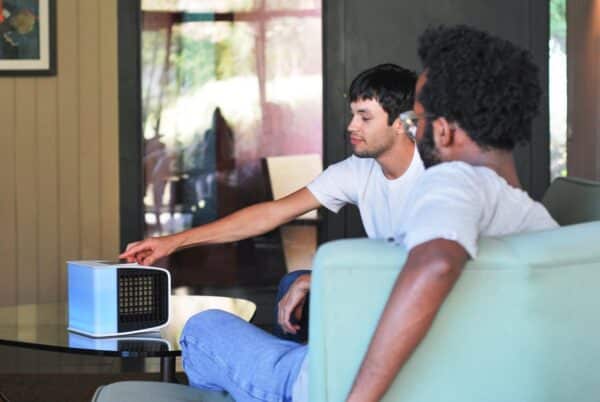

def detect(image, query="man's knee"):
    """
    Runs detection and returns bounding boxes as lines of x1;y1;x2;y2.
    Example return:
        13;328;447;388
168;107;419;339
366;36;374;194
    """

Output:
182;309;235;341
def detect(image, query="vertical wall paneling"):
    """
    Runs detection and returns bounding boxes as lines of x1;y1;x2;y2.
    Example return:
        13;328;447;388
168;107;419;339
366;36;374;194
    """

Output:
15;78;40;371
0;0;120;374
36;77;59;303
15;79;38;305
0;79;17;306
100;0;120;258
0;77;19;373
567;0;600;180
0;0;120;304
57;0;81;300
79;0;102;259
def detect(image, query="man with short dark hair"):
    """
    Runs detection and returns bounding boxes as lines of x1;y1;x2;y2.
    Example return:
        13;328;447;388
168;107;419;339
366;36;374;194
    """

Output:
122;64;423;342
275;63;422;341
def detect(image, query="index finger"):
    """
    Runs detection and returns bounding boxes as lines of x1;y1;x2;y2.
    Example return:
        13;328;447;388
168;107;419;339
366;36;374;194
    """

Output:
119;242;147;259
125;240;142;252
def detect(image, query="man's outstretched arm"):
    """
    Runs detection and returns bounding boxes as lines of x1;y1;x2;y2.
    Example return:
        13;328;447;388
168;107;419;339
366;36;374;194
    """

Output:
346;238;469;402
120;187;320;265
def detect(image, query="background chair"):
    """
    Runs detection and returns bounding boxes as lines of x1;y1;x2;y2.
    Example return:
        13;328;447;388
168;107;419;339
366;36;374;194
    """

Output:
262;154;322;272
541;176;600;225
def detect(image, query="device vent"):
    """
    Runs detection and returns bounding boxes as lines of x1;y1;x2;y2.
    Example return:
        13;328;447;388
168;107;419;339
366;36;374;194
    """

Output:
117;268;168;332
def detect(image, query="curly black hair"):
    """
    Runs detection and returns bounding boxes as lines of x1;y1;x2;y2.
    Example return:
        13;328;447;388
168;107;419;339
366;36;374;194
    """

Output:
349;63;417;125
417;25;541;150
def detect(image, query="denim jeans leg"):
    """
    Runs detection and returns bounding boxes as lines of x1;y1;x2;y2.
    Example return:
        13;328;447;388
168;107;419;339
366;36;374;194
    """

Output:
180;309;308;402
273;269;312;342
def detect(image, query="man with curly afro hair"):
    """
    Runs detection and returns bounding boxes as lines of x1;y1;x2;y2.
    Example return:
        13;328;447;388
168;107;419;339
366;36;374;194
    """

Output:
347;25;558;402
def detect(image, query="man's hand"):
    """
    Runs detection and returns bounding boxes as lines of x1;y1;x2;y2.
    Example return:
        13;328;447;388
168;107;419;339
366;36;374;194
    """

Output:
277;273;311;335
119;234;182;265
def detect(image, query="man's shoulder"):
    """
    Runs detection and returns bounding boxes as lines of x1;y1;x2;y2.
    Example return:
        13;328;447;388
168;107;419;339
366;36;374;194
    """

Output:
419;161;484;187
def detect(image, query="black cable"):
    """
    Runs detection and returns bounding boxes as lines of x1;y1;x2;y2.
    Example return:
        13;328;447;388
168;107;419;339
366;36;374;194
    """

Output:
0;391;10;402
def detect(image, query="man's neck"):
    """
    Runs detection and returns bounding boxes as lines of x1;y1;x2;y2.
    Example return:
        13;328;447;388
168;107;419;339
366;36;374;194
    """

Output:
462;149;521;188
377;140;415;180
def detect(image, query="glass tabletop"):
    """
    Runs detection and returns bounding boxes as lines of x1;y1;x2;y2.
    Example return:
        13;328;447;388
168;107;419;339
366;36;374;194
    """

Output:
0;295;256;358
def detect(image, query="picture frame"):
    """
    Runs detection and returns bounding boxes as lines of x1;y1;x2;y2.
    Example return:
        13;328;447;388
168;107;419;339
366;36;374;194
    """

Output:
0;0;56;76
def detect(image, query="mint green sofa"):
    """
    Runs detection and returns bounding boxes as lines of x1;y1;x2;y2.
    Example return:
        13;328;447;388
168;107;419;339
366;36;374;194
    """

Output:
307;176;600;401
94;176;600;401
309;221;600;401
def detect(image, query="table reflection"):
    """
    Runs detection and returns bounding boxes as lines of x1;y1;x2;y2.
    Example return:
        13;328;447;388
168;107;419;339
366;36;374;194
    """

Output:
0;295;256;357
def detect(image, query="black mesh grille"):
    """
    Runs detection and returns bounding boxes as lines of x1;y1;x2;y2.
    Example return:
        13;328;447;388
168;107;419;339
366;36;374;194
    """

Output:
117;268;169;332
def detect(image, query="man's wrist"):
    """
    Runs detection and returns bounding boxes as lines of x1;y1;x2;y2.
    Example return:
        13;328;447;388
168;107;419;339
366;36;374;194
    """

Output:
169;232;186;252
295;273;312;291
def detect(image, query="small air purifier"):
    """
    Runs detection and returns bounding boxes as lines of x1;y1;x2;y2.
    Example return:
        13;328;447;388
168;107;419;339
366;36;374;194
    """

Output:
67;260;171;337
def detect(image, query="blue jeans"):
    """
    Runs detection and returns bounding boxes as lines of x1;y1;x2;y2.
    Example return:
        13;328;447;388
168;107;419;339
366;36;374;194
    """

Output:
180;309;308;402
273;269;311;343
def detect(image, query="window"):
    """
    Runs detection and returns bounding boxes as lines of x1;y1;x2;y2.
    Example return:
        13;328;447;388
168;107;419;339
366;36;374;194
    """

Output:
550;0;567;179
140;0;323;293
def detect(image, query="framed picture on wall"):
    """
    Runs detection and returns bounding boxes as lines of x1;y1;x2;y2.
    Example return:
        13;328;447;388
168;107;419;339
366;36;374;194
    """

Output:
0;0;56;76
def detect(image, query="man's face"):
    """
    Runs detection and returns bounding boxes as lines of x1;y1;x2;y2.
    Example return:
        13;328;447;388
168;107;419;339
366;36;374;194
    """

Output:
414;73;442;168
347;98;396;159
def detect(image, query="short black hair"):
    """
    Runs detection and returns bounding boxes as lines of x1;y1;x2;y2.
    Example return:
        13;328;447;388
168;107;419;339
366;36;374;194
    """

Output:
418;25;542;150
349;63;417;125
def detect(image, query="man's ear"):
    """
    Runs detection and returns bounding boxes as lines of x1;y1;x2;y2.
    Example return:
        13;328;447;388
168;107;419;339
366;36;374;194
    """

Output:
391;117;404;135
432;117;455;147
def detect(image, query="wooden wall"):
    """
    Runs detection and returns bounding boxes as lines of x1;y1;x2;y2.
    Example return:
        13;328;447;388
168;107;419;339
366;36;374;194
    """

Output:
0;0;120;307
567;0;600;180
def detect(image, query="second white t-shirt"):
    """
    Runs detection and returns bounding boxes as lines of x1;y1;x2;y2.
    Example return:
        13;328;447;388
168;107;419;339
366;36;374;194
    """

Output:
307;147;425;239
396;161;559;257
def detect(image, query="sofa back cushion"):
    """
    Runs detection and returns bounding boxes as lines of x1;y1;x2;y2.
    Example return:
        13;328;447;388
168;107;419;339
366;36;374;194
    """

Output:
309;222;600;402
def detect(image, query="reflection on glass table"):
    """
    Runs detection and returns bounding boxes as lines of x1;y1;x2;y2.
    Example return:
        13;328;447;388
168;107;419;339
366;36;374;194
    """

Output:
0;295;256;382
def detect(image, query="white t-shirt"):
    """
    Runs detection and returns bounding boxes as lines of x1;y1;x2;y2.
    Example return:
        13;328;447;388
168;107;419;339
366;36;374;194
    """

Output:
396;161;559;257
292;148;422;402
293;161;558;402
307;147;425;239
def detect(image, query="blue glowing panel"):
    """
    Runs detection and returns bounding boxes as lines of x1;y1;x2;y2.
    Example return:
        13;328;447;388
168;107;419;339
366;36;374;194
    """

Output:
68;262;118;335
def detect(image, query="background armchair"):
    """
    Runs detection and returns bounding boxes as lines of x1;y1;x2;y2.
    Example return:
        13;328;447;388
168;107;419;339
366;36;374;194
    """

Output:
262;154;322;272
541;176;600;225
